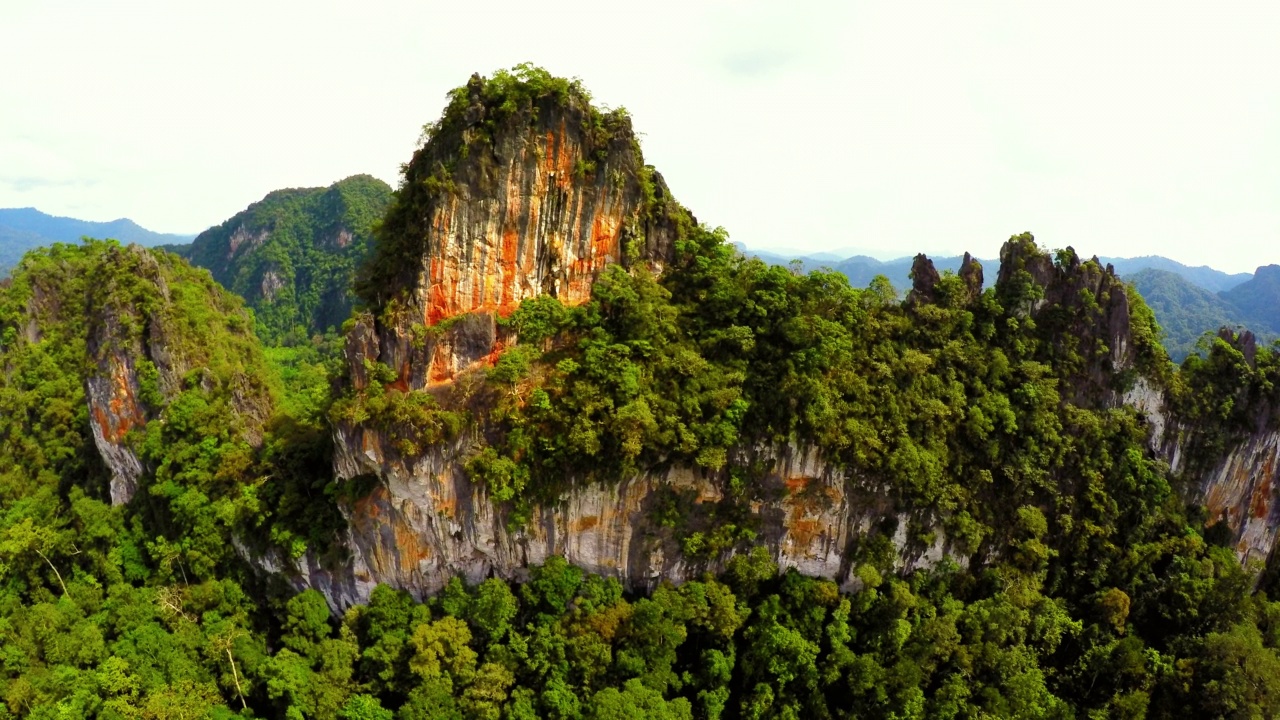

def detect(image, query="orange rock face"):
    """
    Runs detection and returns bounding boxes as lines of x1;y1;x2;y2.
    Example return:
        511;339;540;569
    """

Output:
90;358;145;444
352;88;683;390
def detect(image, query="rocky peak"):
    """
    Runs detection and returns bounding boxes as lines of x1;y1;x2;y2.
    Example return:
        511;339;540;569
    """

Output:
348;67;690;389
958;252;983;303
1217;327;1259;367
906;251;984;307
992;234;1142;404
906;253;940;306
994;233;1056;314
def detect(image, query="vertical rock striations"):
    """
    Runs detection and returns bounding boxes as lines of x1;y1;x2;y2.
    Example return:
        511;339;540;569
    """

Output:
352;70;686;388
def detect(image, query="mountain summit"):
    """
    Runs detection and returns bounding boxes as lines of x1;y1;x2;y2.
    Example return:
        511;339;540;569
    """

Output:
350;65;689;387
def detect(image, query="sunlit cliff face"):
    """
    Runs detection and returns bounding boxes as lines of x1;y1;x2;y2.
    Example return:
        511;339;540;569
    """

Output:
418;124;629;327
355;79;681;388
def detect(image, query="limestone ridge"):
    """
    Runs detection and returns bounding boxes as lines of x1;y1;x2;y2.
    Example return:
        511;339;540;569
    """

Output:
311;230;1154;607
350;70;688;388
911;237;1136;404
317;216;1280;608
994;235;1140;405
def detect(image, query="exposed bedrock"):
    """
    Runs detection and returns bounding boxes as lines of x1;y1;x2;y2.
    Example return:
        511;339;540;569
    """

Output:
278;427;959;609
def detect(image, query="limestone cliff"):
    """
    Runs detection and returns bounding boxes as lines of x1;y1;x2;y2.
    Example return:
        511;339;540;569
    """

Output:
1124;330;1280;572
352;71;687;388
4;241;274;506
276;427;962;609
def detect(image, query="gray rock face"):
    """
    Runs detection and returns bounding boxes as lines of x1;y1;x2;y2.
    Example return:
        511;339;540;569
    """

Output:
266;423;962;610
1126;375;1280;571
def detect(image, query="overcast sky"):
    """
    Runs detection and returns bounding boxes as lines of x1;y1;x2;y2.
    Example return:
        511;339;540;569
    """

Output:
2;1;1278;272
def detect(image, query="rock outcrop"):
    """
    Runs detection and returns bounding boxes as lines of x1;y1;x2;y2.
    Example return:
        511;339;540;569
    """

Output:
996;235;1136;405
82;246;275;504
282;429;958;608
352;73;686;388
906;253;941;306
958;252;984;303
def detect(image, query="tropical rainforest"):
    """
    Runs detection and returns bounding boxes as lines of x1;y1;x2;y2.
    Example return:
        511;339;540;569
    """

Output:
3;65;1280;720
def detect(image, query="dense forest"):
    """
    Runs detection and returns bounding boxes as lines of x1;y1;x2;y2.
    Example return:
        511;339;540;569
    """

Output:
4;66;1280;719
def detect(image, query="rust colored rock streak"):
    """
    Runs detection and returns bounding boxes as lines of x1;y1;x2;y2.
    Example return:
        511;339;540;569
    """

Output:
360;96;681;391
409;127;628;383
1198;432;1280;566
86;355;146;506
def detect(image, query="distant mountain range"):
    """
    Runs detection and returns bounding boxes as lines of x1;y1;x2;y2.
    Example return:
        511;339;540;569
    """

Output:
2;206;1276;363
0;208;195;273
739;244;1277;362
1099;256;1252;294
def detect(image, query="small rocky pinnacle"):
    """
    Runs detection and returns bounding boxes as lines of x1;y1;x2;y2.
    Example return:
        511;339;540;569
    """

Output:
907;253;940;306
959;252;983;304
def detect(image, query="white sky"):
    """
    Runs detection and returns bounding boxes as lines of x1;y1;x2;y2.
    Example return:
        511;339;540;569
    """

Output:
2;1;1278;273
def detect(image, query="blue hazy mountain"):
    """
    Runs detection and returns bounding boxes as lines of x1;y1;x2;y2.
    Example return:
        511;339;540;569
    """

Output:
0;208;195;273
1100;255;1251;293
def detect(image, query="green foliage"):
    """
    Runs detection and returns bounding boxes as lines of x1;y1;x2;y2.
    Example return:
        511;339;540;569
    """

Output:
3;182;1280;718
184;175;393;344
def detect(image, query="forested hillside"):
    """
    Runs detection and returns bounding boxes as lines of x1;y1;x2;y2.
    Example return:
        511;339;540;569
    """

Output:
173;175;392;344
1124;269;1263;361
4;66;1280;719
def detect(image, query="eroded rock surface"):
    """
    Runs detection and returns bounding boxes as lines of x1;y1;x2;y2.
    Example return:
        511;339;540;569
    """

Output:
355;79;686;387
279;426;958;609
